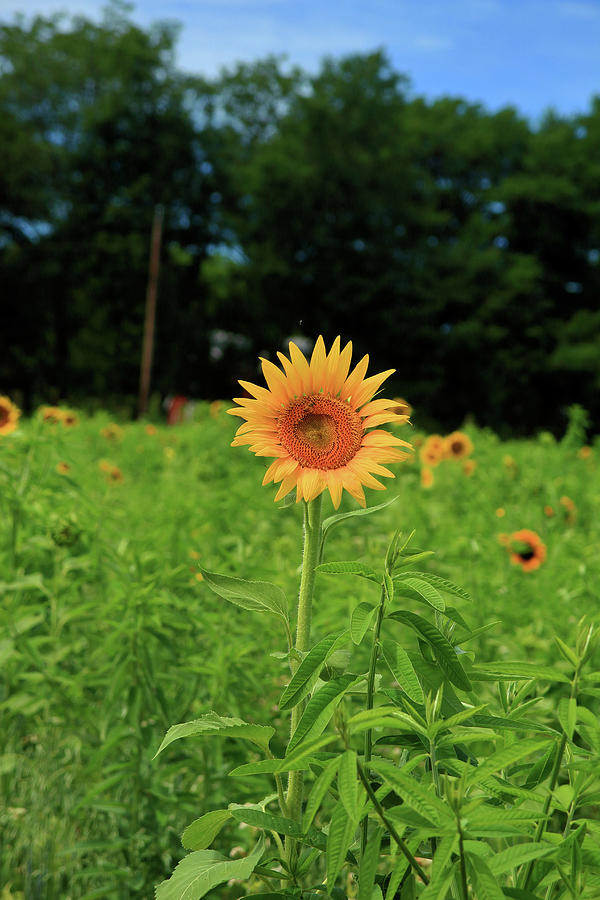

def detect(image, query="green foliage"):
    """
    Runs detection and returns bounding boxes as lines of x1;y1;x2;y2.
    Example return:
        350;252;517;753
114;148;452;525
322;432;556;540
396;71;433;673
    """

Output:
1;411;600;897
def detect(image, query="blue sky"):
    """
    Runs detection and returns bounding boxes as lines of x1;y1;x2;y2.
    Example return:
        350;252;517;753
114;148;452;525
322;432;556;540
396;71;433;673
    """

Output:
2;0;600;121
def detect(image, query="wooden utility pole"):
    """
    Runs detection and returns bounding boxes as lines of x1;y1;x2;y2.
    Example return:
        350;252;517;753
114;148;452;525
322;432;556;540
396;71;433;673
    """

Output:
138;204;164;418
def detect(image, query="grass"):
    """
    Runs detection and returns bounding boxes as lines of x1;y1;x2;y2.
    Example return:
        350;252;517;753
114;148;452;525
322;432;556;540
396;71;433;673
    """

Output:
0;406;598;898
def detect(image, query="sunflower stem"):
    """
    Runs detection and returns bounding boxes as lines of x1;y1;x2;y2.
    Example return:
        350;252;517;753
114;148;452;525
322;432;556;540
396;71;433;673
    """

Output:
361;582;386;856
285;494;323;874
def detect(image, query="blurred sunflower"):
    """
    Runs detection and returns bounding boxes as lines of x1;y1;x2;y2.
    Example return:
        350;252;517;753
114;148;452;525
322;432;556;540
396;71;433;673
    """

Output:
100;423;123;441
40;405;62;425
508;529;546;572
495;507;505;518
578;446;592;460
420;466;434;489
56;461;71;475
419;435;445;467
463;459;477;476
559;495;576;523
0;396;20;435
145;424;157;435
544;505;555;517
61;410;79;427
391;397;412;418
444;430;473;460
228;335;412;507
209;400;223;419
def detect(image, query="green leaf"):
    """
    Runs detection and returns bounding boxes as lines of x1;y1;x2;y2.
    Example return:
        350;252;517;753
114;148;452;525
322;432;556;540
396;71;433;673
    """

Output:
523;742;559;789
199;569;288;619
370;759;453;827
351;602;377;645
181;810;231;851
387;610;471;692
419;861;457;900
153;712;274;758
287;675;362;754
326;800;356;888
303;756;340;832
228;758;311;777
429;704;488;738
358;827;382;900
453;622;502;647
471;662;570;683
558;697;577;740
321;497;398;542
407;572;472;602
338;750;359;821
155;834;264;900
385;836;422;900
466;739;552;787
316;561;379;581
553;636;579;668
228;807;302;838
466;852;505;900
488;842;555;876
279;631;347;710
382;642;424;704
394;577;445;611
348;706;428;737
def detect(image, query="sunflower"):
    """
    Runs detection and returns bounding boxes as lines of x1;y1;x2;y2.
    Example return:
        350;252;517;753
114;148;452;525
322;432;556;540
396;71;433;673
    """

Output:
61;410;79;427
508;529;546;572
100;423;123;441
463;459;477;476
444;430;473;460
56;461;71;475
391;397;412;419
40;405;63;425
559;495;576;523
420;466;434;489
419;435;445;467
228;336;412;507
578;446;592;460
0;396;20;435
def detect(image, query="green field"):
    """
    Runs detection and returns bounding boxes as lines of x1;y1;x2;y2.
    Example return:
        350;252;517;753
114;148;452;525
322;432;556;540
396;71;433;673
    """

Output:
1;406;599;898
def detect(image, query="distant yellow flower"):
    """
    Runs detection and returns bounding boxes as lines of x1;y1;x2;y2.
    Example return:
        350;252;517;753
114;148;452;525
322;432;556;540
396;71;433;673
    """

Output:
145;423;157;435
56;461;71;475
391;397;412;419
420;466;434;489
508;529;546;572
503;455;516;469
578;446;592;460
559;495;576;523
495;507;505;518
0;396;20;435
444;431;473;460
189;549;200;560
100;423;123;441
463;459;477;476
209;400;223;419
99;459;112;473
544;505;555;517
228;336;412;507
164;446;176;460
40;405;62;425
107;465;124;483
61;410;79;427
419;435;445;467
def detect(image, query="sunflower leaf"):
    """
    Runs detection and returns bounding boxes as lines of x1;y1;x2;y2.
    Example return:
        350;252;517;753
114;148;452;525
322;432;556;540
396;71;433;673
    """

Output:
153;712;275;758
394;577;445;611
155;834;264;900
199;569;288;620
321;497;399;544
351;602;377;644
316;561;380;581
278;630;348;710
406;572;472;602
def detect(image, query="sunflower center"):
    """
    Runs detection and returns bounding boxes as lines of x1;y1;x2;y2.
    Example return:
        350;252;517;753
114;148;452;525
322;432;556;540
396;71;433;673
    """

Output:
0;406;8;427
278;394;363;470
451;440;463;454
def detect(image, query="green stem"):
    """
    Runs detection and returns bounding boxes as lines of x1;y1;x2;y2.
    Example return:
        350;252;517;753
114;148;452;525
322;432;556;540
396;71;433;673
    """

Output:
285;495;323;870
361;583;386;855
357;760;430;886
520;672;579;891
456;817;469;900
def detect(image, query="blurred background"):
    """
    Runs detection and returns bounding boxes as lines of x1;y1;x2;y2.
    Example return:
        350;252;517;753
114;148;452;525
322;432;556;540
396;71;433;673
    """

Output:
2;0;600;435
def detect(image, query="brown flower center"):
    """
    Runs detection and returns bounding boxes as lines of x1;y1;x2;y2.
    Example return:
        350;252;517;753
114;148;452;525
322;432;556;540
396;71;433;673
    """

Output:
278;394;363;470
0;405;9;427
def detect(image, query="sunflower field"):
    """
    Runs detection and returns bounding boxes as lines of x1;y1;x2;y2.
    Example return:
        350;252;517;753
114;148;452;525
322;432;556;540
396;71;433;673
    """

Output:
1;374;600;899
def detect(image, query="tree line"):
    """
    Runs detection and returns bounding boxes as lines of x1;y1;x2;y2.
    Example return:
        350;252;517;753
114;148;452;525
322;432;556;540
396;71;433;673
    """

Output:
2;1;599;434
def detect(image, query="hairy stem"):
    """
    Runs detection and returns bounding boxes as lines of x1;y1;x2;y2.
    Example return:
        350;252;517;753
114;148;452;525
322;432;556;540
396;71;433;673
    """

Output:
285;495;323;871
